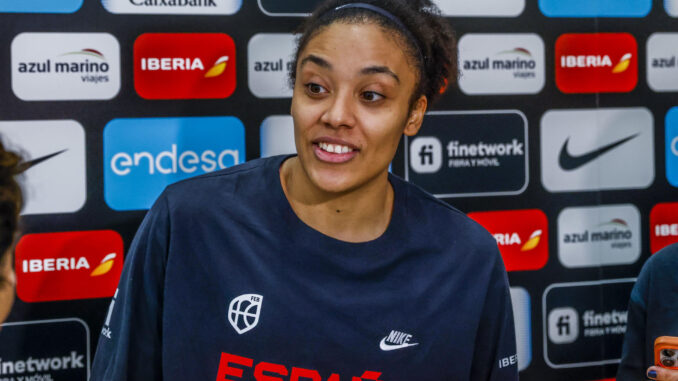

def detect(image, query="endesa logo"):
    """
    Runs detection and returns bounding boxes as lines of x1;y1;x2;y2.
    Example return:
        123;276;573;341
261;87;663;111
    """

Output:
539;0;650;17
104;116;245;210
468;209;548;272
216;352;382;381
555;33;637;94
0;0;82;13
15;230;123;302
650;202;678;253
665;107;678;186
102;0;241;14
134;33;236;99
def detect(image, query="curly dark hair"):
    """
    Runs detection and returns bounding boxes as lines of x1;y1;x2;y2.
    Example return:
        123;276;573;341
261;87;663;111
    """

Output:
289;0;457;106
0;140;23;286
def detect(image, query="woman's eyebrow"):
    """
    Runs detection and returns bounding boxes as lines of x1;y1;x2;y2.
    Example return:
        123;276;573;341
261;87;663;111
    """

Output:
300;54;332;70
360;66;400;83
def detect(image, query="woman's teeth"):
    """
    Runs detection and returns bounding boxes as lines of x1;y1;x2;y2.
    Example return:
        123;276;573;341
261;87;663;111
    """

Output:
318;142;353;154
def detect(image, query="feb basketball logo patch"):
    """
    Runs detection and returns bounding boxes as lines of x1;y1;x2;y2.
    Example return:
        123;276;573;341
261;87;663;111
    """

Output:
228;293;263;334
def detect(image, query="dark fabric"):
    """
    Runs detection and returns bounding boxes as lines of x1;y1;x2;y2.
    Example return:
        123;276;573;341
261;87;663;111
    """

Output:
91;155;518;381
617;244;678;380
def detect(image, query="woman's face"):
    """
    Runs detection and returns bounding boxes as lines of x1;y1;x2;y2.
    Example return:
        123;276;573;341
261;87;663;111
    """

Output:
0;251;15;324
290;21;426;194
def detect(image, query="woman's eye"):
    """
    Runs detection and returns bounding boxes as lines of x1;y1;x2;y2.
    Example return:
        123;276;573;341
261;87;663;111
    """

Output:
305;83;327;95
362;91;384;102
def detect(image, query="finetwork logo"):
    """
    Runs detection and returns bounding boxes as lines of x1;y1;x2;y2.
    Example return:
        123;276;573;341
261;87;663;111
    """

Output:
102;0;241;14
104;116;245;210
431;0;524;17
134;33;236;99
260;115;296;158
248;34;295;98
510;287;532;371
647;34;678;92
405;111;528;197
666;107;678;186
539;0;650;17
555;33;637;94
543;279;634;368
468;209;548;272
0;120;86;215
0;0;82;13
11;33;120;100
0;319;90;381
15;231;123;302
558;205;641;268
540;108;654;192
650;202;678;254
458;34;544;95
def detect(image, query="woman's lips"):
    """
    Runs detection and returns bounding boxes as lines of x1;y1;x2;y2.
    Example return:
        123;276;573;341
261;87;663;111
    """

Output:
313;141;359;163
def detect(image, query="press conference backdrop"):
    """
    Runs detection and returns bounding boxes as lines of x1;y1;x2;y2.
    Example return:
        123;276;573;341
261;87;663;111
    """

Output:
1;0;677;380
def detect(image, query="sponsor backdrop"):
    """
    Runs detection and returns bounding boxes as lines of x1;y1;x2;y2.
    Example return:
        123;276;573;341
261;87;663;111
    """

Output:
1;0;677;380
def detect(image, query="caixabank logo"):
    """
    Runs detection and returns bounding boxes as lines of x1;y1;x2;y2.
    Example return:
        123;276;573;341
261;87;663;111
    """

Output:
647;33;678;92
558;204;641;268
248;34;295;98
555;33;637;94
666;107;678;186
102;0;241;14
0;0;82;13
0;319;90;381
543;279;635;368
539;0;650;17
15;231;123;302
650;202;678;253
541;108;654;192
0;120;86;215
510;287;532;371
134;33;236;99
468;209;548;272
104;116;245;210
11;33;120;101
458;34;544;95
405;110;528;197
260;115;296;157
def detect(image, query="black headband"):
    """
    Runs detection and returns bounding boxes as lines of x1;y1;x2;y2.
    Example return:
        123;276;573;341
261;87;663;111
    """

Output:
331;3;426;65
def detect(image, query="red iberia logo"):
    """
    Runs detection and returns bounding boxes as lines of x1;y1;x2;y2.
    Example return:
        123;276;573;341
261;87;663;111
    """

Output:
555;33;637;94
650;202;678;254
468;209;548;271
15;230;124;302
134;33;236;99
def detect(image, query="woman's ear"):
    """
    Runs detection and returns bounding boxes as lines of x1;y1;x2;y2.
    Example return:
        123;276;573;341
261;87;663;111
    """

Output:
404;95;427;137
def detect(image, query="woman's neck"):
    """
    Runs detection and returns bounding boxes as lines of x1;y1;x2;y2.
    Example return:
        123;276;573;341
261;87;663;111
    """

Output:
280;157;394;243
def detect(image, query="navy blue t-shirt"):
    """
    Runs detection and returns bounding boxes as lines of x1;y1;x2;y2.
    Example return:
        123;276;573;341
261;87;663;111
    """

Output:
617;244;678;380
91;155;518;381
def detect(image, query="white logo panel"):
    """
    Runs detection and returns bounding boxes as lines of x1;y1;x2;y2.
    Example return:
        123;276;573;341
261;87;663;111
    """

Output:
647;33;678;92
558;204;641;268
0;120;86;215
431;0;524;16
11;33;120;101
540;108;654;192
102;0;241;14
458;34;545;95
260;115;296;157
248;34;296;98
409;137;442;174
667;0;678;16
510;287;532;371
228;294;263;335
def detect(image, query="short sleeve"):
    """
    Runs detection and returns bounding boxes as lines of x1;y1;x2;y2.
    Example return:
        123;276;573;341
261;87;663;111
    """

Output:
470;246;519;381
90;193;171;381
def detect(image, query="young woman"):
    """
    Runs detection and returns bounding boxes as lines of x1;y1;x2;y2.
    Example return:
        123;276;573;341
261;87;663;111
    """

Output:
91;1;518;380
0;142;23;325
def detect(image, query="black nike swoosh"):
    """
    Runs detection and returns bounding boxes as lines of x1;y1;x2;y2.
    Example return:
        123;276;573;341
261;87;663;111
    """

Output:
16;149;68;174
558;133;639;171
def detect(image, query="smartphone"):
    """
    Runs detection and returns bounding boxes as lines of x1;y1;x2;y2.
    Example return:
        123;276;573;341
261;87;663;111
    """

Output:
655;336;678;369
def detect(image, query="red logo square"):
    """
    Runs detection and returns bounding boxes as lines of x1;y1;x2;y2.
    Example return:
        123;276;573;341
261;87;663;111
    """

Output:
650;202;678;254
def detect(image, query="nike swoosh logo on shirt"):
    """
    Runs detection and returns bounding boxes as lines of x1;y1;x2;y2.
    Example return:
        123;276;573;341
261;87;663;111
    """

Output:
16;149;68;173
379;337;419;351
558;133;639;171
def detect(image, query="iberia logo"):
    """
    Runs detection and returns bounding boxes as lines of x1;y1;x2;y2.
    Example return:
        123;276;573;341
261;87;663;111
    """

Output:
468;209;549;271
15;230;124;302
134;33;236;99
555;33;637;94
650;202;678;254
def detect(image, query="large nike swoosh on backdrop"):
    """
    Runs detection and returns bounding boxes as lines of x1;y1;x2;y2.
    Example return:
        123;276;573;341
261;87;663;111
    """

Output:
558;133;639;171
16;149;68;173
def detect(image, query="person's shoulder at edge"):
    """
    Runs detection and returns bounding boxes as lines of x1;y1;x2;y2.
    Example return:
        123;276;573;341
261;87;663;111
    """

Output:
643;243;678;272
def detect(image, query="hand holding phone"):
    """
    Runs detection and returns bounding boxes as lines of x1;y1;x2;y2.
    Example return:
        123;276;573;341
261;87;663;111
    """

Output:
655;336;678;369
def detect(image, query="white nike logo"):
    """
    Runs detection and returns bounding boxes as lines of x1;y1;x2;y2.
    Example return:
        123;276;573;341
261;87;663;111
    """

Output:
379;337;419;351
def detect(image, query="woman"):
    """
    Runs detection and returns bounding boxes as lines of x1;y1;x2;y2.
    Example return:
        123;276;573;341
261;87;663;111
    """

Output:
0;141;23;325
91;1;518;380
